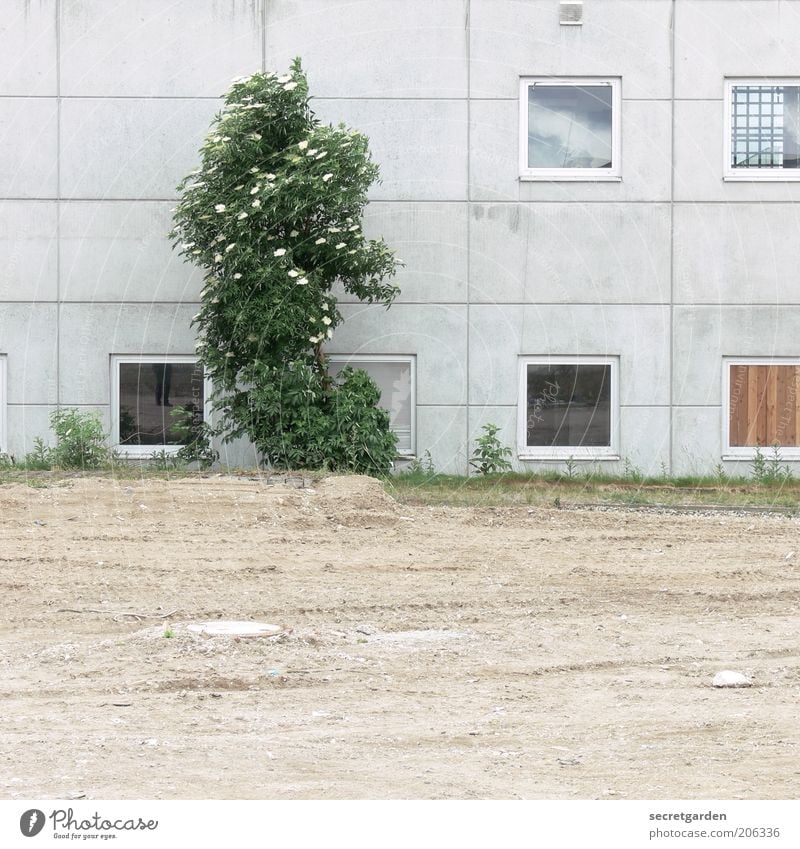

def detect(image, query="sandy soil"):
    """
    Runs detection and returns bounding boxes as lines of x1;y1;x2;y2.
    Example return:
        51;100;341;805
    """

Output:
1;475;799;800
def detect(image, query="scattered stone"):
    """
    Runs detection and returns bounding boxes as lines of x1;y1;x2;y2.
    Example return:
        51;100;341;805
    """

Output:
712;670;752;688
785;551;795;561
355;624;374;636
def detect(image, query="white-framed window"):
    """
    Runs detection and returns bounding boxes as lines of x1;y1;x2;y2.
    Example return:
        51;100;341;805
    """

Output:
723;358;800;457
518;356;619;459
110;355;210;456
724;79;800;180
328;355;416;456
519;77;621;181
0;355;6;454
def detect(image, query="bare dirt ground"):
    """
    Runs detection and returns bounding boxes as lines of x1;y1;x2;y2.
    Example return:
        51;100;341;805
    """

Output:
1;475;799;800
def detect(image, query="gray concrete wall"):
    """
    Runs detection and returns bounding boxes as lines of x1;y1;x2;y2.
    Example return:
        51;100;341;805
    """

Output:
2;0;799;474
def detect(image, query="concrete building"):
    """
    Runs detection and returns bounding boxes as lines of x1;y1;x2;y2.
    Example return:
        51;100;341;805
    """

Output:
3;0;800;475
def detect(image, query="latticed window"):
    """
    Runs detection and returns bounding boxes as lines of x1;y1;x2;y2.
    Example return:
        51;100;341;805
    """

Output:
727;81;800;175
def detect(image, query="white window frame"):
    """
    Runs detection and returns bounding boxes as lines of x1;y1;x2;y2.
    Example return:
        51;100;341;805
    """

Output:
110;354;211;458
519;77;622;181
517;355;620;460
0;355;6;454
328;354;416;457
722;357;800;459
724;78;800;181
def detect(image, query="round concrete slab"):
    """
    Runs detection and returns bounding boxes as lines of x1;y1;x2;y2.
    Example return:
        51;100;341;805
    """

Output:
187;621;282;638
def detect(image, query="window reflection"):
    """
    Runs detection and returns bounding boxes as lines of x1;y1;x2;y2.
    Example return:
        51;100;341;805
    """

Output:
118;362;205;446
528;85;613;169
526;364;611;447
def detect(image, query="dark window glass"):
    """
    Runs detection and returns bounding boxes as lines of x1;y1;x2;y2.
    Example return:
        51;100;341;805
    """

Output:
528;84;613;169
526;363;611;447
118;362;204;446
731;85;800;169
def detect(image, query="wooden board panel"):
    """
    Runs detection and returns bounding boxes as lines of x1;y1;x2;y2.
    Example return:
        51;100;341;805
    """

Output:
776;366;795;446
756;366;768;446
765;365;778;444
745;366;759;446
729;364;748;446
730;365;800;447
794;366;800;445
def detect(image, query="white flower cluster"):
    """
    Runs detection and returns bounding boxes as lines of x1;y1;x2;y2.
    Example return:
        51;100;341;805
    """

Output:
308;327;334;345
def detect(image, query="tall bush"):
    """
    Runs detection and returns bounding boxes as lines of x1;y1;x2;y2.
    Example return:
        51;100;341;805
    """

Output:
171;60;401;474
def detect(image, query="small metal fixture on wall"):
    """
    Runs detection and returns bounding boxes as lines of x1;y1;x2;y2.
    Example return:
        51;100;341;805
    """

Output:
559;1;583;25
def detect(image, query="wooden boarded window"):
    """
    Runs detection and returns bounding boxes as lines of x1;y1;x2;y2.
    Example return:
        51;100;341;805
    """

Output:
729;364;800;447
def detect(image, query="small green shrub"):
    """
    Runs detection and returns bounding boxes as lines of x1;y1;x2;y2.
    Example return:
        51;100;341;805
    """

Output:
405;449;435;476
49;408;111;469
23;409;111;470
470;423;512;475
148;449;185;472
750;445;767;481
562;456;578;479
23;437;53;470
751;443;792;484
623;457;643;482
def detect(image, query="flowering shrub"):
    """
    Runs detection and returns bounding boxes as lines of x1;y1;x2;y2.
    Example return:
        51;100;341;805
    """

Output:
171;59;400;475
